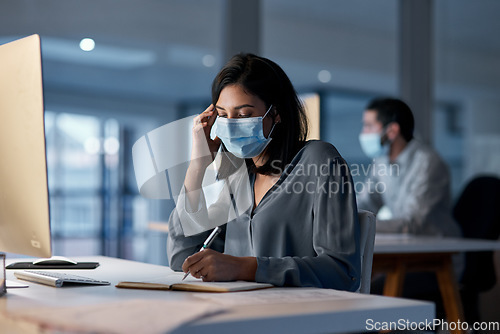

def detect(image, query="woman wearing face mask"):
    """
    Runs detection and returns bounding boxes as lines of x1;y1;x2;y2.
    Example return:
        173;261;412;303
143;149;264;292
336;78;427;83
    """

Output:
167;54;360;290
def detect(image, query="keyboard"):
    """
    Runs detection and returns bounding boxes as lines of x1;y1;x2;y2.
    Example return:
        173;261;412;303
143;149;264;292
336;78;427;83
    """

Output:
14;270;111;288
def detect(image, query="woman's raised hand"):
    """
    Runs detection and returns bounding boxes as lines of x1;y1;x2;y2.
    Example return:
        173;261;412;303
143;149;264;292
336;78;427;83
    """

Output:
190;104;221;170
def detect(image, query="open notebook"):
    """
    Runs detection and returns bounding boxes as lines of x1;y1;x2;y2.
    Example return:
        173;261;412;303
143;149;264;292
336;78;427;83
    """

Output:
116;271;273;293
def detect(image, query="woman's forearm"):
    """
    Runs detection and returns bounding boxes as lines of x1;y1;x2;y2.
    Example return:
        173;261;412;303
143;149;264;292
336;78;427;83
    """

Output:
184;163;207;210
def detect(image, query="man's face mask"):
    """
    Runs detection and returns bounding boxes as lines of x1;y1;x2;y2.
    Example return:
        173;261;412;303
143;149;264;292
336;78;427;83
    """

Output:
215;105;276;159
358;126;390;159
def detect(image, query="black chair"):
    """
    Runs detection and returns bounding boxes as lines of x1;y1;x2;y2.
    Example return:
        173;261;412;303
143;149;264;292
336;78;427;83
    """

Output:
452;175;500;324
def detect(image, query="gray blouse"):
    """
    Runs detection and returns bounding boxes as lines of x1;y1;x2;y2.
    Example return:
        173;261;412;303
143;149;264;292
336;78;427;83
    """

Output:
167;140;361;291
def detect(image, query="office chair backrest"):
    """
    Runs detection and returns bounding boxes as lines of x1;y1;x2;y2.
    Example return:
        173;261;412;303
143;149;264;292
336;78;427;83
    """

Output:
358;210;376;294
453;175;500;292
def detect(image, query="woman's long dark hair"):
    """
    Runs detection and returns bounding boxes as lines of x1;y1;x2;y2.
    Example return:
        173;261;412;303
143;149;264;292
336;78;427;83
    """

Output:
212;53;308;176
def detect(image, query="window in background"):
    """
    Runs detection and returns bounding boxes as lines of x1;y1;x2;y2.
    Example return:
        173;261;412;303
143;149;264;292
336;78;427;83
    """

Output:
121;120;176;265
433;0;495;199
45;111;163;262
301;93;320;140
433;103;464;199
45;112;104;256
319;92;376;185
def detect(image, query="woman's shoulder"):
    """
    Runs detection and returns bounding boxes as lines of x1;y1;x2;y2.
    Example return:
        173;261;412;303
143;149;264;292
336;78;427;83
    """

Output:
298;140;342;162
287;140;349;179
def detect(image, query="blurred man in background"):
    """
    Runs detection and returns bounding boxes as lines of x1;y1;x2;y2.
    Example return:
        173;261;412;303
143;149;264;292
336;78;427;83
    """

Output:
357;97;462;316
357;97;461;237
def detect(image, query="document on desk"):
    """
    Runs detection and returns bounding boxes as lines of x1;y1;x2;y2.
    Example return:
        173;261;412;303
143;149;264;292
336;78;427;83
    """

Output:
192;287;367;306
5;299;223;334
116;271;273;292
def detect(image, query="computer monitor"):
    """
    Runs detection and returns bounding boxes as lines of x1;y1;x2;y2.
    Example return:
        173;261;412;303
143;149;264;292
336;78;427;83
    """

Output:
0;34;52;259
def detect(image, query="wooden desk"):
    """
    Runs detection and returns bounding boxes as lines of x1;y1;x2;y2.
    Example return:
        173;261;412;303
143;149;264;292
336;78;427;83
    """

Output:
373;234;500;334
1;256;434;334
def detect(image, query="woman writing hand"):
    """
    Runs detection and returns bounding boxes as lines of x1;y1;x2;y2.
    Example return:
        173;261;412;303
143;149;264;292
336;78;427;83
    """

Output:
182;249;257;282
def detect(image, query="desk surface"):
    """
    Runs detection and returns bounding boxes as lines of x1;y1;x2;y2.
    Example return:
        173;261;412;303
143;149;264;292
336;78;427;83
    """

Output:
375;234;500;254
1;256;434;334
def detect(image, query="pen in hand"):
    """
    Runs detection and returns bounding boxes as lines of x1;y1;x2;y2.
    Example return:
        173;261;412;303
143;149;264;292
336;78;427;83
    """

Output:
182;226;222;280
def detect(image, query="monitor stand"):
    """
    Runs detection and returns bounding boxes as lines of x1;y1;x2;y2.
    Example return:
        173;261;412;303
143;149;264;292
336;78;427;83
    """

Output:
0;253;26;291
32;256;78;265
6;256;100;270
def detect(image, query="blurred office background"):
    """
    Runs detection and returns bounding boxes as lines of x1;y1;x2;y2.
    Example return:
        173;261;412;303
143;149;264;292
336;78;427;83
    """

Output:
1;0;499;321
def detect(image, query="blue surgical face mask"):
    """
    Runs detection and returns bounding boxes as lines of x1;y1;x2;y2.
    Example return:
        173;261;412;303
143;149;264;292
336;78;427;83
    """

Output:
215;105;276;159
359;132;388;159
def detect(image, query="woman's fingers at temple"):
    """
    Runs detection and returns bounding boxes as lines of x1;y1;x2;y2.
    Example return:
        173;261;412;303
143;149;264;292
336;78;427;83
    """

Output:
200;105;215;124
192;105;218;143
189;104;220;168
193;105;214;125
207;107;218;127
